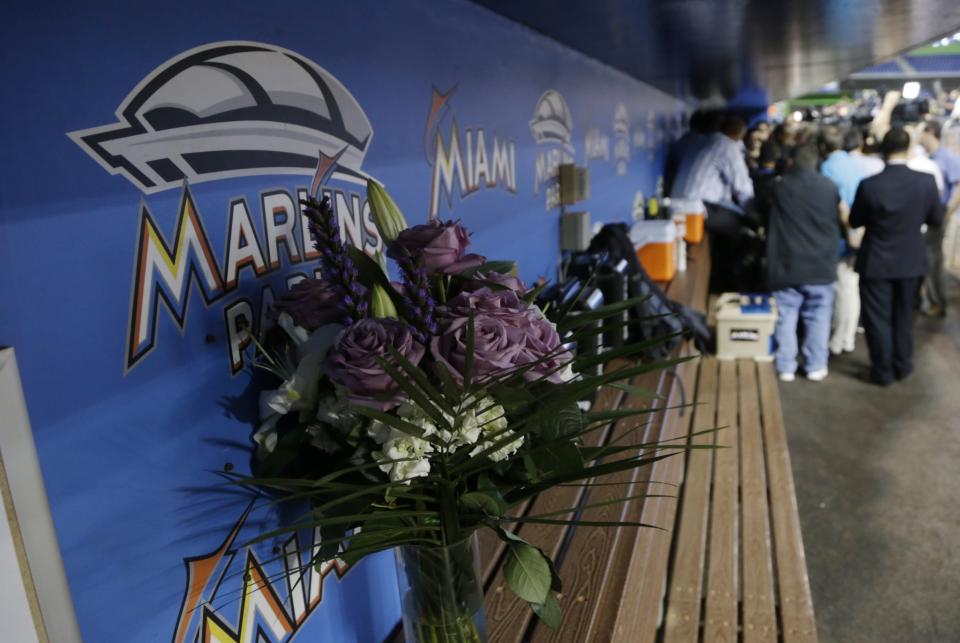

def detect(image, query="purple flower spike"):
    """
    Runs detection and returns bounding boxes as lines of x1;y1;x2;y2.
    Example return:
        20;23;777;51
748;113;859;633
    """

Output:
301;196;369;323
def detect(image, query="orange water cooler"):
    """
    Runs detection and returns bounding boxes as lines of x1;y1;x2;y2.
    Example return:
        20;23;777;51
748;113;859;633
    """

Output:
669;198;706;244
630;220;677;281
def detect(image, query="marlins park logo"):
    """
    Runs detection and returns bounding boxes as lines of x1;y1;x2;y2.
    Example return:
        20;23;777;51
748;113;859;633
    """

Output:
530;90;574;210
70;42;374;643
70;41;383;375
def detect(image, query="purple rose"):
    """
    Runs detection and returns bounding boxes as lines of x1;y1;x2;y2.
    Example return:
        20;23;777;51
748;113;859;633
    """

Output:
326;319;426;409
470;271;528;293
432;289;572;384
444;287;531;320
273;278;343;330
431;314;526;384
516;316;573;384
388;220;486;274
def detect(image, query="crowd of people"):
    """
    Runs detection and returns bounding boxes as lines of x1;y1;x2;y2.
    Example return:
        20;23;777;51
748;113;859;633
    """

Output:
667;108;959;386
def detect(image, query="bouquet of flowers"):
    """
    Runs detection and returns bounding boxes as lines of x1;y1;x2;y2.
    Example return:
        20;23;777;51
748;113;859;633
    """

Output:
238;181;686;641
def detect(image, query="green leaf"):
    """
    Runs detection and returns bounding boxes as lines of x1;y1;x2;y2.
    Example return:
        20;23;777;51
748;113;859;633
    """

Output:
523;492;672;520
572;331;684;373
463;313;475;389
346;244;387;282
532;592;562;629
386;346;454;416
366;180;409;243
528;402;583;441
456;260;517;278
503;452;678;504
341;524;439;565
502;517;663;529
607;382;663;400
488;382;534;413
433;362;462;401
557;295;653;332
352;405;428;438
476;473;509;514
528;441;583;477
522;283;547;305
371;355;450;429
256;428;306;477
505;541;552;604
346;246;407;311
460;491;502;517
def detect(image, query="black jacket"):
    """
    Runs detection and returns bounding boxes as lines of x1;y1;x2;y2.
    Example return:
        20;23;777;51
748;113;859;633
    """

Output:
760;168;843;291
850;164;944;279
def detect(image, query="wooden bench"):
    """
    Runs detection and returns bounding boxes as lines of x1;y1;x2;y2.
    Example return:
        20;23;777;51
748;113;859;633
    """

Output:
393;240;818;642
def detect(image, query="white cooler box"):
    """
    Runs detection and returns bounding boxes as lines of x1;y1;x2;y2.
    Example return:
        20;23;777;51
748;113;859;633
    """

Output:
715;293;777;361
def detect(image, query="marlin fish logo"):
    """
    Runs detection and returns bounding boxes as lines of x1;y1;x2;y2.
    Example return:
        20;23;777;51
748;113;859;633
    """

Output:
171;502;351;643
69;41;373;194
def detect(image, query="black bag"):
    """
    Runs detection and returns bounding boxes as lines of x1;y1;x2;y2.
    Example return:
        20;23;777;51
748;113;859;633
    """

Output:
586;223;713;360
704;202;767;293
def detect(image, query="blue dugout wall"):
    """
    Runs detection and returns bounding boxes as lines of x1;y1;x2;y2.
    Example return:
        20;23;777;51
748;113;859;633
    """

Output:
0;1;685;640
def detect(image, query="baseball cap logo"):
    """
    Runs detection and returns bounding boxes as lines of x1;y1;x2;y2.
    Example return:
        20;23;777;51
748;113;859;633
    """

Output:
69;41;373;193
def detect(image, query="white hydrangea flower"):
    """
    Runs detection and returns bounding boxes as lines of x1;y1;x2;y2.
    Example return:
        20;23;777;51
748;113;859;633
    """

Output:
396;401;441;437
366;419;392;445
374;430;435;483
395;399;494;452
482;430;524;462
470;400;523;462
475;399;509;434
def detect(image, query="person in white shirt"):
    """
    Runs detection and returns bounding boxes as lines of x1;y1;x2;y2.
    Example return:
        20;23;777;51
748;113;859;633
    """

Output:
906;125;945;196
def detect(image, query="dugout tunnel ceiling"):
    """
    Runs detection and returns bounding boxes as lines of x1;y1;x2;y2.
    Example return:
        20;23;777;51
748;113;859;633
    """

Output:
471;0;960;104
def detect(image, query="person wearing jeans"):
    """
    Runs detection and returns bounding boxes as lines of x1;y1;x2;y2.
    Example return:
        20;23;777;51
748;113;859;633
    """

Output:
773;285;835;378
756;143;844;382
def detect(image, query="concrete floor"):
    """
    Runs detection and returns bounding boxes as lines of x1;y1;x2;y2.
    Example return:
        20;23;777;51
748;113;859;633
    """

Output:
780;273;960;643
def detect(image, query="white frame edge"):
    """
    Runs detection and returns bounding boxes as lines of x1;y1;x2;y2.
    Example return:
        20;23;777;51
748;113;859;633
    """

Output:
0;348;82;643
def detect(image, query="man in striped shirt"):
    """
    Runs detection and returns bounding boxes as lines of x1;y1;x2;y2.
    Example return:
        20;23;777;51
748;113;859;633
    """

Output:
670;114;756;292
670;114;755;214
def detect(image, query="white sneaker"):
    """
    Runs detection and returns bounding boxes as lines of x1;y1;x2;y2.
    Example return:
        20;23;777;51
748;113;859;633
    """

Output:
806;368;828;382
778;372;796;382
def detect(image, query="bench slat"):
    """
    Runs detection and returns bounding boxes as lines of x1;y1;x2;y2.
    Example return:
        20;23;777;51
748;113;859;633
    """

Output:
483;486;584;642
529;370;667;642
738;360;777;643
608;346;699;642
663;356;718;643
757;364;818;643
477;380;626;590
482;382;626;642
703;359;740;642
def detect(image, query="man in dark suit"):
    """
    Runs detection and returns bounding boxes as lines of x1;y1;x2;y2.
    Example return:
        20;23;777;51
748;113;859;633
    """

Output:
849;127;944;385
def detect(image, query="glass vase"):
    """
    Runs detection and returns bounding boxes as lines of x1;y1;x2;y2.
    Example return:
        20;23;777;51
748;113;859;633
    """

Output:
394;532;487;642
